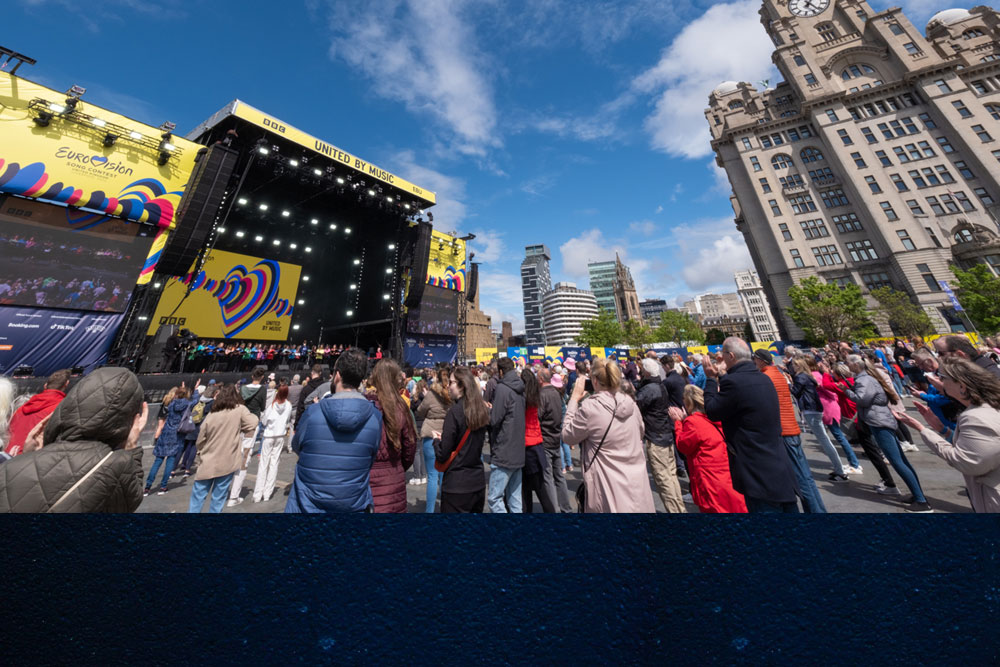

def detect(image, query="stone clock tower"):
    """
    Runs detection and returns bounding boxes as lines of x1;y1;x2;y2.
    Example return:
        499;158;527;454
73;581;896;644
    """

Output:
706;1;1000;340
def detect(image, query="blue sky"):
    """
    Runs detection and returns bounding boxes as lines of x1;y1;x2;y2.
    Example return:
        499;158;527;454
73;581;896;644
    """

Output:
9;0;943;333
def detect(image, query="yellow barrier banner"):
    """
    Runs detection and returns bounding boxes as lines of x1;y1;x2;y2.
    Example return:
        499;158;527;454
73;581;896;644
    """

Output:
231;102;435;205
426;229;466;291
687;345;709;356
475;347;498;364
0;73;199;228
589;347;606;359
148;249;301;340
544;346;563;363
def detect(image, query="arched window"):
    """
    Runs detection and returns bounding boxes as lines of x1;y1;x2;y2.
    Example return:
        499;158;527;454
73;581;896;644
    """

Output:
817;22;838;42
771;154;793;169
841;64;877;80
728;100;744;110
954;228;974;243
800;147;824;163
963;28;986;40
987;104;1000;121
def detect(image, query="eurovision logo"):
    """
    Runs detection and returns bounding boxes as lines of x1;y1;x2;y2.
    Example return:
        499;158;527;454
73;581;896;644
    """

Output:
180;260;293;338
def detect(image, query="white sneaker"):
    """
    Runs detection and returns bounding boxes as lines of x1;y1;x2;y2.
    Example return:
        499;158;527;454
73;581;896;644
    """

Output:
875;481;901;496
900;442;918;452
227;497;244;507
408;479;419;485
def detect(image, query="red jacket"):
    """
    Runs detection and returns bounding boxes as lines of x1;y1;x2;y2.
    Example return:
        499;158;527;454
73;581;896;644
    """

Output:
5;389;66;456
674;412;747;514
524;405;542;447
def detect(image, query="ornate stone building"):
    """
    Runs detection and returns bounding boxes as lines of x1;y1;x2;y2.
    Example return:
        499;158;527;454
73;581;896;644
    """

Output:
735;269;781;342
460;281;494;362
707;1;1000;339
612;254;642;322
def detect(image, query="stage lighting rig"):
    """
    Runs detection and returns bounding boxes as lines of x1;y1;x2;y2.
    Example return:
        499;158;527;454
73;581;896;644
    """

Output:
102;133;118;147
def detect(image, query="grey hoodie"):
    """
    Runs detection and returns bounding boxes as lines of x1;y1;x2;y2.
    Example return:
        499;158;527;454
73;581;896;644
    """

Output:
845;371;897;430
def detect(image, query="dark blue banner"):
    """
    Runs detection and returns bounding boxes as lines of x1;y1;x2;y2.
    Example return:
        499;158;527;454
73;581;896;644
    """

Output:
0;306;124;375
403;334;456;368
559;346;591;362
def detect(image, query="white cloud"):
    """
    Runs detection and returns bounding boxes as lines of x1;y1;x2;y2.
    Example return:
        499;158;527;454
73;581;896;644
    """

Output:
629;220;657;236
323;0;499;157
477;269;525;334
680;234;753;292
558;229;626;281
632;0;777;159
468;229;505;263
390;151;467;228
655;205;664;214
709;160;732;195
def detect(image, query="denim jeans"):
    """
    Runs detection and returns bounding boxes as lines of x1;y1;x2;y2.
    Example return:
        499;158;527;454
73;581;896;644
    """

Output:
188;473;236;513
745;497;800;513
177;440;198;471
801;411;845;476
783;435;826;513
560;443;573;469
423;437;443;513
870;426;927;503
146;454;177;490
487;464;523;513
827;421;860;468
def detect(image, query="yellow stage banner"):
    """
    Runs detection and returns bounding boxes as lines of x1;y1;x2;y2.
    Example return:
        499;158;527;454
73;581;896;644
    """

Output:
687;345;709;356
148;249;301;340
589;347;606;359
426;229;467;291
231;102;436;205
0;72;198;228
476;347;498;364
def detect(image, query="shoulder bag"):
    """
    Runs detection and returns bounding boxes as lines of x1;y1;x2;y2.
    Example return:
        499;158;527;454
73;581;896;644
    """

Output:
575;397;618;513
434;429;471;473
47;449;116;513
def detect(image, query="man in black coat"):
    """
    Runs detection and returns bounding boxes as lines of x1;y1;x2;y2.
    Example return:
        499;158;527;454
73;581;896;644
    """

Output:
703;337;799;513
295;364;326;429
487;357;525;513
537;368;571;513
636;358;686;513
660;356;687;410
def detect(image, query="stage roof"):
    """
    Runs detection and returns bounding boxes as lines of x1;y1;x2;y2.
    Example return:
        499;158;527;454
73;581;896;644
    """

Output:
188;100;436;207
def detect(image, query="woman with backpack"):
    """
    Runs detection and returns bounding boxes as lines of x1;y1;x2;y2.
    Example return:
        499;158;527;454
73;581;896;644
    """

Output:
174;383;217;478
147;382;202;496
252;385;292;503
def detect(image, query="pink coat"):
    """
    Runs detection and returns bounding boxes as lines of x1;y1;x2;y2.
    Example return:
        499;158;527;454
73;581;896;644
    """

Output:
561;391;655;513
813;371;841;425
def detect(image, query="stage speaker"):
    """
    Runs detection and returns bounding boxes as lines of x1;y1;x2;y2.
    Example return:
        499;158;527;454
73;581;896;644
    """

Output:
277;364;290;372
404;221;433;308
466;263;479;303
139;324;178;373
253;365;268;374
155;144;240;277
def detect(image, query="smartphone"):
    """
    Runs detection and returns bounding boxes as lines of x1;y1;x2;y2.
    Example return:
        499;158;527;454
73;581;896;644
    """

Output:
584;378;594;393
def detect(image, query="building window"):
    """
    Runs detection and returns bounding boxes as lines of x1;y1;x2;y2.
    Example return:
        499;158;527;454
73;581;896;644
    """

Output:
761;136;772;148
926;196;945;215
837;129;853;145
925;226;942;248
812;245;843;266
917;141;935;157
897;230;916;250
906;199;926;215
760;178;772;193
821;188;850;208
994;150;1000;164
880;202;898;221
972;80;990;95
830;276;855;288
954;228;974;243
800;147;824;163
750;156;761;172
729;100;745;110
891;173;909;192
841;64;876;80
789;194;818;214
952;100;972;118
779;223;792;241
788;128;801;142
983;55;1000;63
790;249;804;268
902;117;919;134
861;127;877;144
862;272;892;290
771;154;793;169
876;122;894;140
972;124;994;142
804;73;817;86
892;146;909;164
974;187;995;206
846;240;878;262
988;105;1000;121
826;109;838;122
800;219;830;239
808;167;834;183
955;161;974;179
985;255;1000;274
910;169;927;188
964;28;986;39
919;112;937;129
833;213;863;233
917;264;941;291
769;199;782;215
934;165;955;183
903;42;920;55
771;133;784;146
936;137;955;153
793;54;806;66
939;193;961;213
954;191;976;211
865;176;882;194
922;167;942;186
847;152;864;168
742;137;752;150
818;23;838;42
889;23;904;36
935;79;952;93
779;173;805;189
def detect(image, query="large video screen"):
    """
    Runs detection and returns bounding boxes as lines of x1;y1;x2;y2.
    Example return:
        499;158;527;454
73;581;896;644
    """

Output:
407;285;458;336
0;195;154;313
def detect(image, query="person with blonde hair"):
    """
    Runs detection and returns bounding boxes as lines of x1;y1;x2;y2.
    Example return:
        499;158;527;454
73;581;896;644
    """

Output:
895;358;1000;513
561;357;654;513
669;385;746;513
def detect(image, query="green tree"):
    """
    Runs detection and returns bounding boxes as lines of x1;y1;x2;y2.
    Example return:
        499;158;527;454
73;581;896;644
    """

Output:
577;309;622;347
742;320;756;343
869;287;935;338
653;310;705;345
622;318;652;348
787;277;875;344
705;328;726;345
952;264;1000;331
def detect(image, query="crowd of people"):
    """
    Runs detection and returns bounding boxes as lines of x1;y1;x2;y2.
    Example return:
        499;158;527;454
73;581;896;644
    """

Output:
159;336;380;374
0;275;130;311
2;333;1000;513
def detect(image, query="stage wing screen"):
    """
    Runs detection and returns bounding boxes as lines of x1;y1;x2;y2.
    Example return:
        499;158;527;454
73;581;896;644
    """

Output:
0;195;154;313
148;248;301;341
407;285;458;336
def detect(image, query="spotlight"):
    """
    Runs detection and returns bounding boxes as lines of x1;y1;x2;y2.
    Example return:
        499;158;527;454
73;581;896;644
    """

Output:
102;133;117;147
92;118;107;127
129;130;142;140
350;284;357;290
63;97;79;113
217;227;226;233
254;235;263;242
305;246;312;253
159;121;176;132
311;219;318;225
236;231;245;238
48;102;67;114
329;223;337;230
157;151;169;166
273;239;281;246
386;197;393;203
67;85;87;98
298;299;305;305
386;268;393;274
388;243;395;250
368;189;376;196
353;259;360;265
289;159;299;167
314;168;323;176
303;275;310;281
258;146;270;155
289;243;297;249
238;198;247;205
336;177;345;185
160;141;176;152
383;293;390;300
32;111;52;126
293;324;300;330
259;204;268;211
153;282;162;289
345;228;351;234
346;310;354;317
282;210;290;217
404;204;411;210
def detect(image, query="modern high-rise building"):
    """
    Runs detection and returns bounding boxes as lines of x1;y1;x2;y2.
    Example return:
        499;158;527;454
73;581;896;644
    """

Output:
587;254;642;322
707;1;1000;340
639;298;669;324
735;269;781;342
541;282;600;345
521;244;552;345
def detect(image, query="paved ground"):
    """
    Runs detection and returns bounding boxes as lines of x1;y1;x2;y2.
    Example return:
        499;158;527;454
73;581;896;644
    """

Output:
135;399;972;514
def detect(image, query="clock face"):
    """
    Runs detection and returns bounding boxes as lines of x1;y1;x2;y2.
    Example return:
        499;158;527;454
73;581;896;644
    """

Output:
789;0;831;18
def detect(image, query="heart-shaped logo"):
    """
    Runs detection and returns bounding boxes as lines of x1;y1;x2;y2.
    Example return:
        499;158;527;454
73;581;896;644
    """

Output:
213;261;281;338
91;156;108;166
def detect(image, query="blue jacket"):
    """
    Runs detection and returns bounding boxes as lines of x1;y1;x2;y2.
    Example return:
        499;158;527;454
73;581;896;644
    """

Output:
153;391;199;458
917;386;958;433
692;364;707;389
285;391;383;513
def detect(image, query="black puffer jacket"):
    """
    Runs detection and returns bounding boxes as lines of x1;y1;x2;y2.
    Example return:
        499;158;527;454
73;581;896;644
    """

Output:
489;371;526;469
0;367;145;513
791;372;822;413
635;377;674;447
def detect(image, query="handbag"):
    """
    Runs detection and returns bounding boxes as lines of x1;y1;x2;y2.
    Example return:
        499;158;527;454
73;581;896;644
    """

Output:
177;403;196;435
434;429;471;473
575;397;618;513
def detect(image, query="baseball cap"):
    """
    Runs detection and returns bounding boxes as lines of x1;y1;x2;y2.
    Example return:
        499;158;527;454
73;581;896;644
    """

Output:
753;349;774;365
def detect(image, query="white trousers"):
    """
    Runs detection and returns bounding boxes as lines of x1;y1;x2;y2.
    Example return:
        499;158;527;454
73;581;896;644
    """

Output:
253;435;285;502
229;434;255;501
